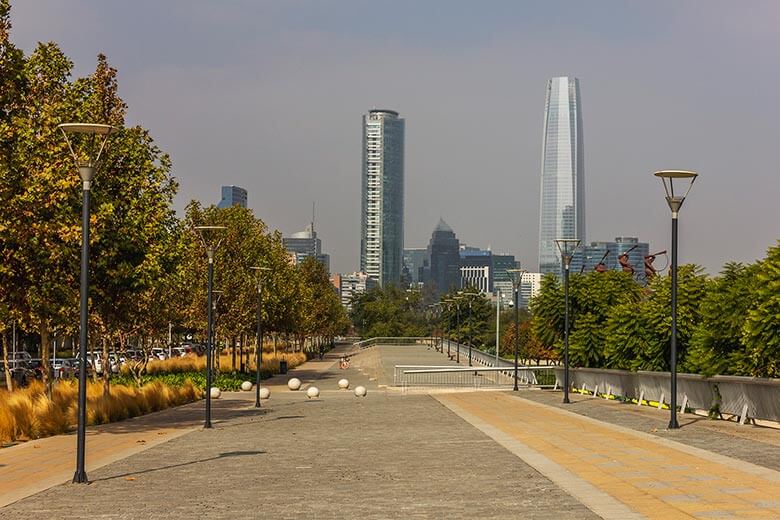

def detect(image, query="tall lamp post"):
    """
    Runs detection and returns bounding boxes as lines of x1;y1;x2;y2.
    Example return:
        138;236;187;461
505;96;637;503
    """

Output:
461;292;479;367
58;123;115;484
195;226;226;428
443;299;454;357
506;268;527;391
250;266;271;408
453;296;463;363
555;238;580;404
654;170;698;429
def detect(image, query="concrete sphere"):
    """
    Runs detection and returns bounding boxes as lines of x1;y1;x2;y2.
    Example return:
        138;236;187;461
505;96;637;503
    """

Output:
354;385;367;397
306;386;320;399
338;378;350;390
210;387;222;399
240;381;253;392
258;387;271;400
287;378;302;391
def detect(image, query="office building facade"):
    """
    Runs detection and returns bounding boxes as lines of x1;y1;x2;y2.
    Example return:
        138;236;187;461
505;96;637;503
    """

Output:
403;248;428;286
217;185;248;208
492;254;519;303
571;236;650;280
283;224;330;273
427;218;461;296
333;272;377;309
538;77;585;275
460;249;493;294
360;109;405;287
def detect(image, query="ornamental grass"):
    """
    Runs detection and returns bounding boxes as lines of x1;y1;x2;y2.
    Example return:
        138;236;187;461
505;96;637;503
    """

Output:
0;379;200;445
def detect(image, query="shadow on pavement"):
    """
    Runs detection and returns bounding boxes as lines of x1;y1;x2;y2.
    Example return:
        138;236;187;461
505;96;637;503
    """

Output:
90;450;266;482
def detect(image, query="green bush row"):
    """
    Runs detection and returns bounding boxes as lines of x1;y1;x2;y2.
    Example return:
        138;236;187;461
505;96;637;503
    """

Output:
111;370;266;391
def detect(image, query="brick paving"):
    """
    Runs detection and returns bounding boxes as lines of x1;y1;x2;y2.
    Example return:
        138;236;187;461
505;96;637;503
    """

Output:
514;389;780;472
3;343;779;519
0;360;596;519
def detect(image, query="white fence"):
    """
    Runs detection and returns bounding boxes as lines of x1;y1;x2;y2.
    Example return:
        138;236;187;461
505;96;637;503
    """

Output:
555;367;780;423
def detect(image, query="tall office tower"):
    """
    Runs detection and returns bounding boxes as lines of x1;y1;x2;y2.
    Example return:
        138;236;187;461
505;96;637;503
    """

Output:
217;185;248;208
538;77;585;275
427;218;461;296
360;109;405;287
282;223;331;274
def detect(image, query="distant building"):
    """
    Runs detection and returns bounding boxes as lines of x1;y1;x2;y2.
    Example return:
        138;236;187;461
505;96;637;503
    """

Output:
519;272;542;308
492;254;519;303
460;249;492;294
538;77;585;275
217;185;248;208
403;248;428;286
283;223;330;273
427;219;460;296
335;272;377;309
360;109;405;287
571;236;649;280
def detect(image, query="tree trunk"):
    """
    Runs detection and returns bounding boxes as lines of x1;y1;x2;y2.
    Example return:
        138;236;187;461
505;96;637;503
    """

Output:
2;333;13;392
231;335;236;371
40;320;52;397
102;334;110;397
239;333;244;372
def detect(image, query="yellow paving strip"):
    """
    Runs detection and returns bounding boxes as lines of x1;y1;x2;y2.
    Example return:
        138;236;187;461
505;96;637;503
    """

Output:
437;392;780;520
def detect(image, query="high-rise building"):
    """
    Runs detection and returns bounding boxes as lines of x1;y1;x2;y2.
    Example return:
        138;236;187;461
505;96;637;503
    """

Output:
519;272;543;308
360;109;405;287
427;218;460;296
333;272;377;309
538;77;585;275
283;223;330;273
492;254;519;303
571;236;650;281
403;248;428;286
217;185;248;208
460;249;493;294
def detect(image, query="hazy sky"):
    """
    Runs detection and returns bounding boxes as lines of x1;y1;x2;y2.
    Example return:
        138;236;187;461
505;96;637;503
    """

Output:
10;1;780;275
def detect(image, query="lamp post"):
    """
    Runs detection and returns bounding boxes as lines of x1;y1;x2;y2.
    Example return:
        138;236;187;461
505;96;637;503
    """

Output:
195;226;226;428
250;266;271;407
506;268;527;391
58;123;115;484
460;292;478;367
555;238;580;404
443;299;454;357
654;170;698;429
453;297;463;363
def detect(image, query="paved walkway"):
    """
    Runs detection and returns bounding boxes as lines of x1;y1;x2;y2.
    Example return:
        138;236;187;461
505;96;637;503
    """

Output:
1;343;779;519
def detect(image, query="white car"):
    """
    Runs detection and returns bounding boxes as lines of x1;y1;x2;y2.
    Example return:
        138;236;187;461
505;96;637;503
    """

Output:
150;348;167;360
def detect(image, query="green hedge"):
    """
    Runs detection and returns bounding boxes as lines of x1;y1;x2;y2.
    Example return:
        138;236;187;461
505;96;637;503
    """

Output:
111;371;261;391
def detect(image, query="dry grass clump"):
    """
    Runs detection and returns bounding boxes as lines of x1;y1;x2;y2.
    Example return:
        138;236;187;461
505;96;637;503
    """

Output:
0;379;200;445
133;351;308;376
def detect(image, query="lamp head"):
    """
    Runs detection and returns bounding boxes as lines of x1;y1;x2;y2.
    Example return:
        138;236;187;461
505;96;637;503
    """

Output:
555;238;581;267
194;226;227;260
506;268;527;289
58;123;117;189
654;170;698;216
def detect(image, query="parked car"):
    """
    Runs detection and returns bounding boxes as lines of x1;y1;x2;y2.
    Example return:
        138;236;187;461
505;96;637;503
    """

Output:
27;358;46;379
86;353;104;375
0;360;35;387
150;347;167;361
51;358;77;379
170;347;188;358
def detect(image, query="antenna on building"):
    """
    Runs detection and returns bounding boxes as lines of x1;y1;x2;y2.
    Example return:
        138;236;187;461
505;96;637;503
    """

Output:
311;201;316;235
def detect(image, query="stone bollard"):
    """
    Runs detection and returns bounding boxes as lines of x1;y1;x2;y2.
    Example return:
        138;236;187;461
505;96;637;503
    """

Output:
259;387;271;399
354;385;367;397
306;386;320;399
338;378;350;389
240;381;253;392
210;387;222;399
287;378;302;391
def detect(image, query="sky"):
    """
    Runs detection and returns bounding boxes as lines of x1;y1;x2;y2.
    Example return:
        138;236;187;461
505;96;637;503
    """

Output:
9;1;780;275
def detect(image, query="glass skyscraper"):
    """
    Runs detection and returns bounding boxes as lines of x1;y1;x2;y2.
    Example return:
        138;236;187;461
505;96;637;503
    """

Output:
360;109;405;287
538;77;585;274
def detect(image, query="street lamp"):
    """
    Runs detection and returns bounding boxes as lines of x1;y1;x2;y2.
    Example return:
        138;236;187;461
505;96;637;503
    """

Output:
452;296;464;363
555;238;580;404
506;268;527;391
58;122;116;484
461;291;479;366
443;299;454;357
250;266;271;408
195;225;226;428
654;169;698;429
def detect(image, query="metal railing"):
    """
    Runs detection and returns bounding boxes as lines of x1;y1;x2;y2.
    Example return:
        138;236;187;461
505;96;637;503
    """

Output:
394;365;556;389
353;337;437;349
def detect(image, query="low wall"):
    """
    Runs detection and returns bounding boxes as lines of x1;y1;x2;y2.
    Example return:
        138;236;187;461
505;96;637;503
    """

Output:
553;367;780;423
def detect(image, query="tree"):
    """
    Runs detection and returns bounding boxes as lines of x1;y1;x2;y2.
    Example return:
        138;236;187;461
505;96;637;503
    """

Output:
741;242;780;377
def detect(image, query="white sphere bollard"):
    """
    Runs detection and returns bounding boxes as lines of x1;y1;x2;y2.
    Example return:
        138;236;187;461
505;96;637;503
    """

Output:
240;381;253;392
258;387;271;400
306;386;320;399
287;378;302;391
338;378;350;390
354;385;367;397
210;387;222;399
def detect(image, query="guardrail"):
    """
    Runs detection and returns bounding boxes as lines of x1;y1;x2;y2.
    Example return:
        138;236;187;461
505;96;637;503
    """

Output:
353;337;437;349
554;367;780;424
393;365;556;389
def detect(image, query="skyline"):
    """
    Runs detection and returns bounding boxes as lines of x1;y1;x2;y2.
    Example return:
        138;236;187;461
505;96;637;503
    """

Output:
9;1;780;275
